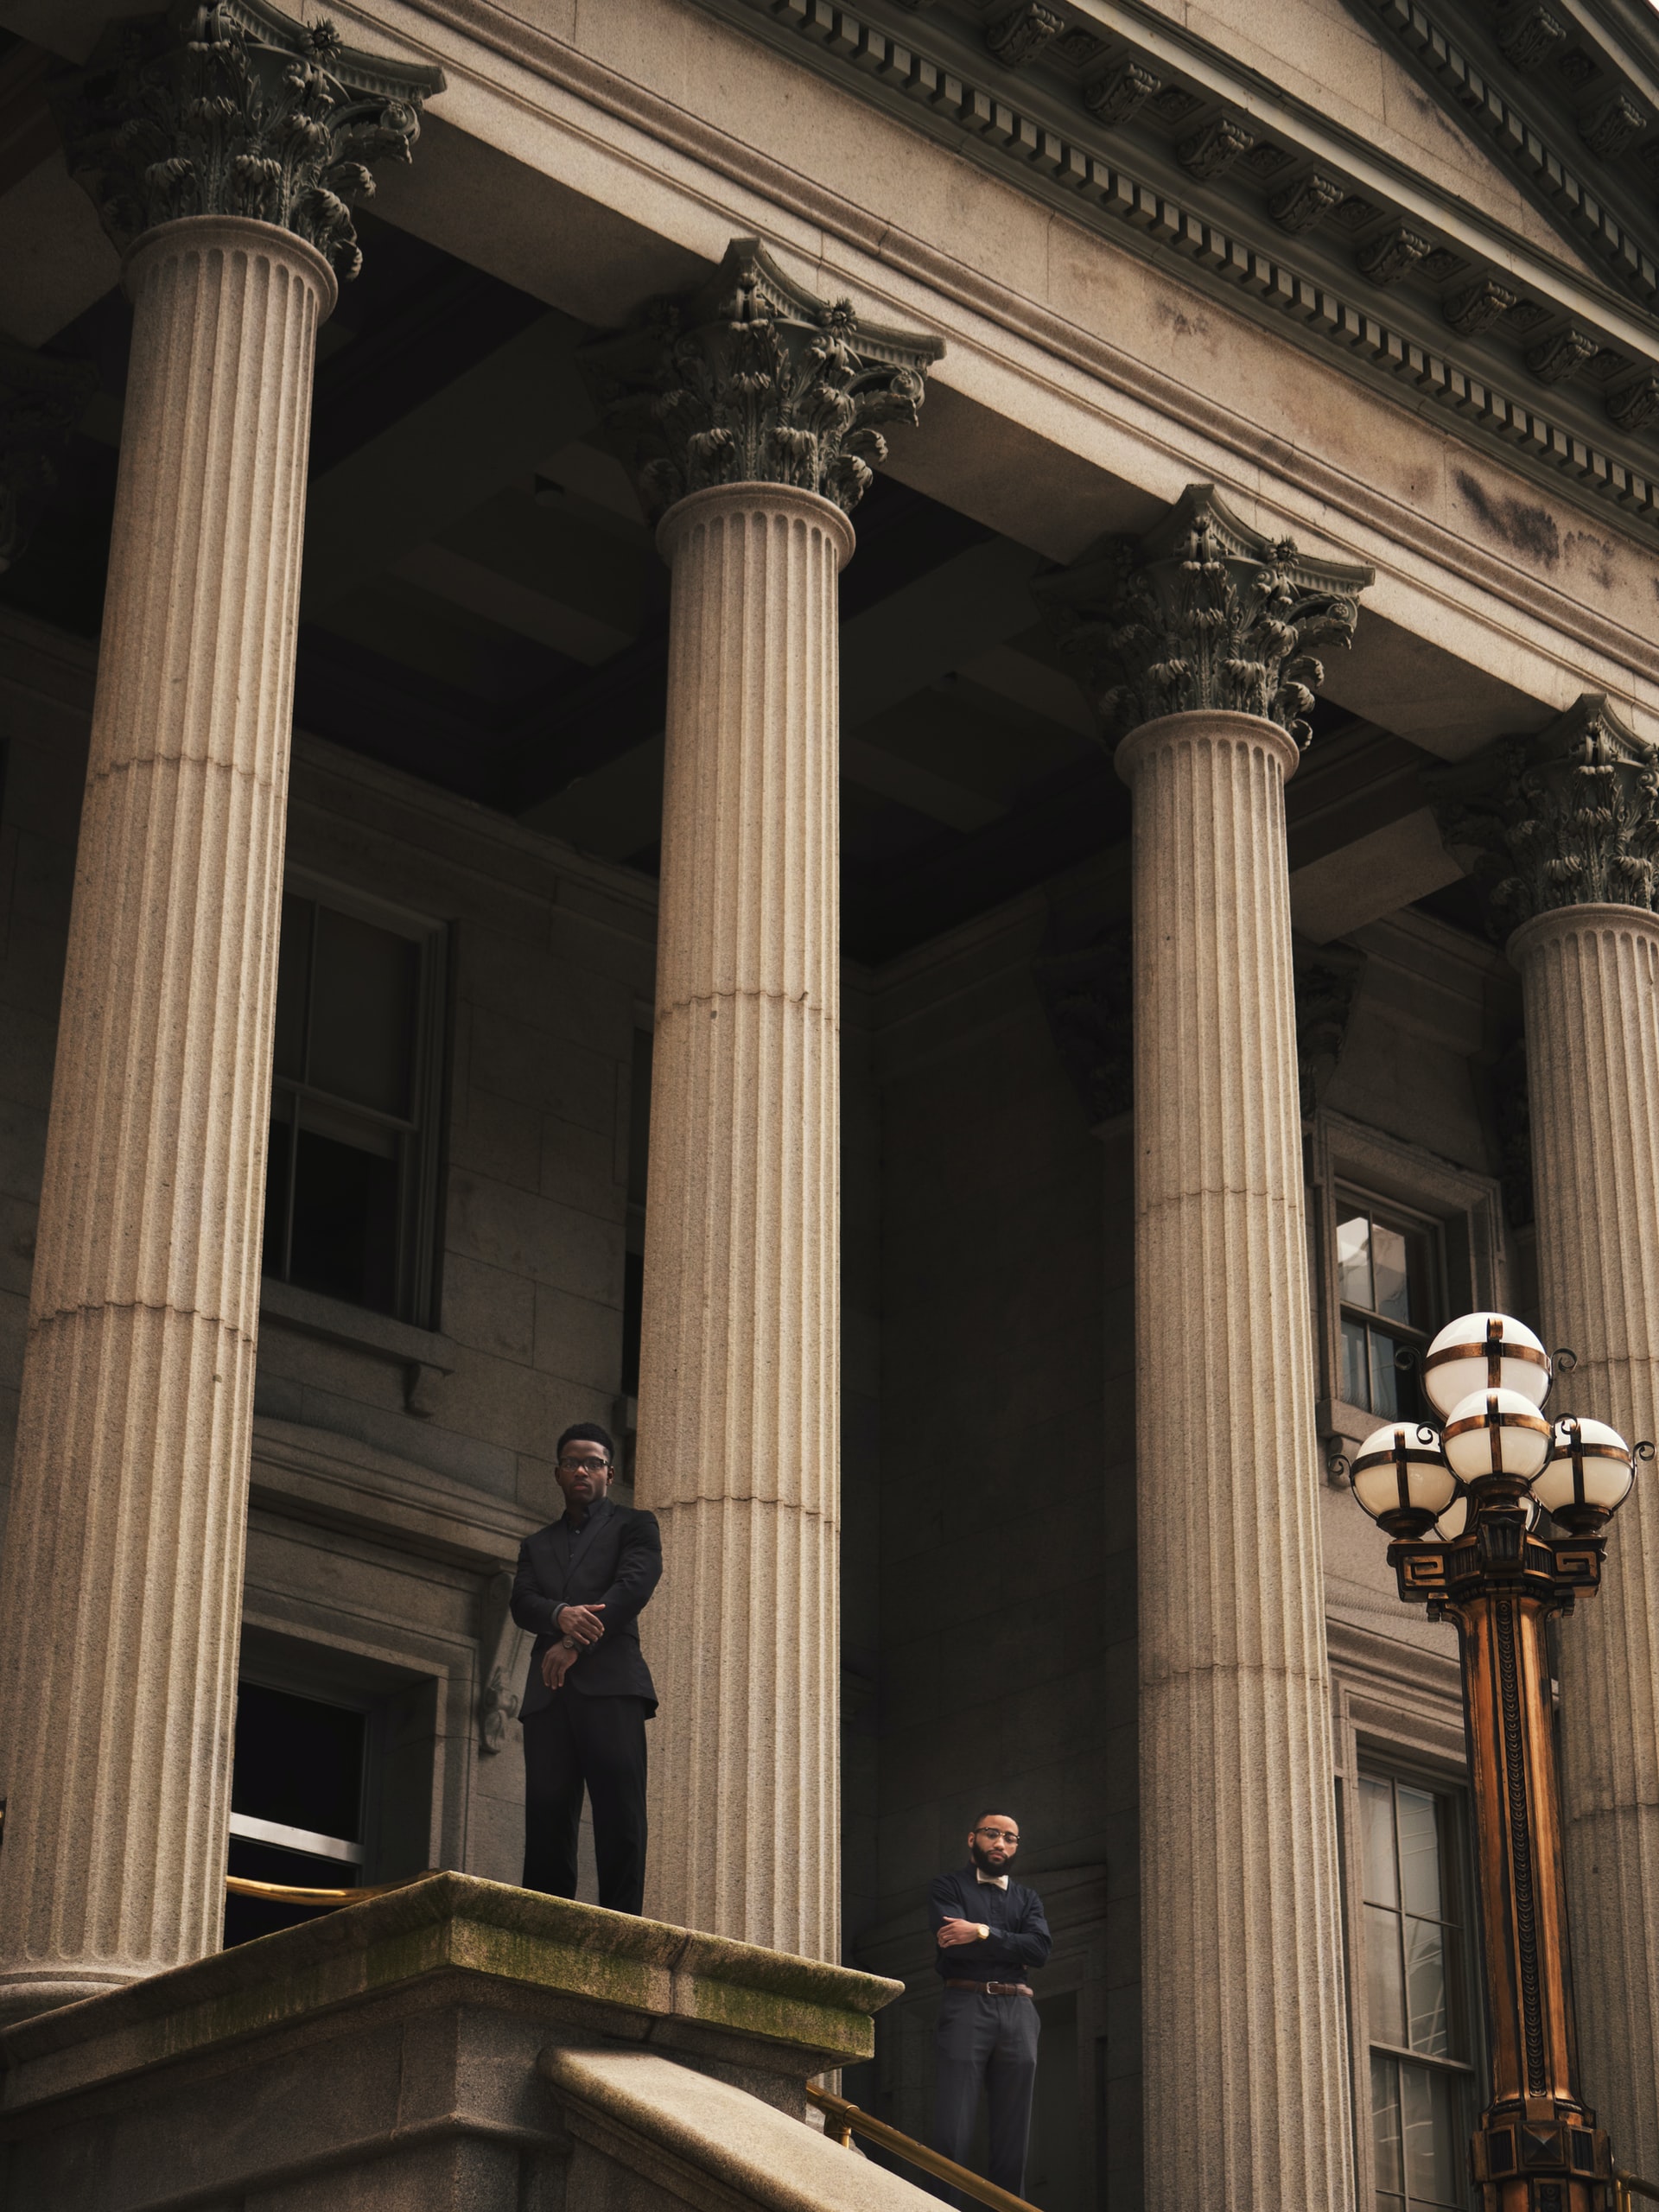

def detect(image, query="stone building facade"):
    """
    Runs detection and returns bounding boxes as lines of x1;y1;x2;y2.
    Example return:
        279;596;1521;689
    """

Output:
2;0;1659;2208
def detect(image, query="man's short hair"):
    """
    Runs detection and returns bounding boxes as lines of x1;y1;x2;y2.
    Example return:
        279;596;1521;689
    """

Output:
973;1808;1019;1831
556;1422;615;1462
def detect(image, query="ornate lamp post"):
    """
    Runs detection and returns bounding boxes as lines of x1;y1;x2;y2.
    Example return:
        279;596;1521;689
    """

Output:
1344;1310;1646;2212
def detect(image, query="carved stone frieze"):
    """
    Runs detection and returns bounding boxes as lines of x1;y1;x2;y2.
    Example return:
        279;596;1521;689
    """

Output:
54;0;443;281
1082;57;1159;123
1432;694;1659;931
1607;373;1659;432
1528;327;1599;385
1269;171;1344;234
0;338;96;573
1033;482;1374;747
1357;223;1433;285
582;237;943;522
1178;117;1254;180
984;3;1065;69
1579;89;1648;160
1497;3;1567;68
1443;276;1519;335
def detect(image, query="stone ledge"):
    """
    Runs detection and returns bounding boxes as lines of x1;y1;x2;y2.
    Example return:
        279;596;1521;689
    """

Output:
0;1874;903;2117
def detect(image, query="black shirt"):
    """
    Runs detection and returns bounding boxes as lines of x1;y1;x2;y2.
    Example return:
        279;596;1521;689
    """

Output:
928;1864;1052;1985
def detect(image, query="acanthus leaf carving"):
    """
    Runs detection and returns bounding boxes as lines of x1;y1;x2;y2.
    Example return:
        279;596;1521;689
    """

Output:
1443;275;1519;336
1082;58;1160;123
1527;326;1599;385
1496;3;1567;68
1357;222;1433;285
0;337;96;574
581;237;943;521
984;3;1065;69
1579;89;1648;160
54;0;444;281
1268;171;1344;235
1606;372;1659;432
1177;117;1254;180
1429;693;1659;931
1033;482;1374;747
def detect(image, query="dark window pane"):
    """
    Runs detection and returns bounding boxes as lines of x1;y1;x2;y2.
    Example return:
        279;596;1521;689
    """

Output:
1370;1328;1403;1419
1373;1221;1412;1321
273;895;313;1083
1366;1902;1407;2048
1405;1916;1449;2056
264;1092;293;1280
231;1683;365;1840
308;907;419;1117
1343;1316;1372;1410
289;1109;401;1313
1372;2051;1403;2196
1401;2063;1459;2206
1338;1211;1373;1309
1361;1777;1398;1907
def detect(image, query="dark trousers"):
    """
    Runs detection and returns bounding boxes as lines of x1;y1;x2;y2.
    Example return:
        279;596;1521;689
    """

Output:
521;1694;649;1914
933;1986;1040;2208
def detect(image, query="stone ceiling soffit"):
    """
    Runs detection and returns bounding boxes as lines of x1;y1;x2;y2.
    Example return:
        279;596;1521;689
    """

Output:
699;0;1659;547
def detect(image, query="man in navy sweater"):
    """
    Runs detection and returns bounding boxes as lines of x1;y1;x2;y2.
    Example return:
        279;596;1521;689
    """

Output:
930;1809;1052;2206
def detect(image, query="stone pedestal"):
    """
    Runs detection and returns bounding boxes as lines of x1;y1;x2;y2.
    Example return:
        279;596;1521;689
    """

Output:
1119;708;1355;2212
637;482;853;1961
1510;899;1659;2177
0;1874;924;2210
0;215;333;2019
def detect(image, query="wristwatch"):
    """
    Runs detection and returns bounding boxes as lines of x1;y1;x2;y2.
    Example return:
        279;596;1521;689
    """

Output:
560;1635;578;1652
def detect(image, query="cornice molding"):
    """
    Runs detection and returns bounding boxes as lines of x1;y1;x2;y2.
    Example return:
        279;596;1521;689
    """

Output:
365;0;1659;688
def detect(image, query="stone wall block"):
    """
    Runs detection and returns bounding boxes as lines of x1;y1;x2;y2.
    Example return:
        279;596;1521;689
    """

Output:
0;218;331;2017
1119;710;1354;2212
1510;902;1659;2173
637;486;849;1960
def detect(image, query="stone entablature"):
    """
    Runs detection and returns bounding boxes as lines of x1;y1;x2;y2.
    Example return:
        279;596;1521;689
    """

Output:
698;0;1659;539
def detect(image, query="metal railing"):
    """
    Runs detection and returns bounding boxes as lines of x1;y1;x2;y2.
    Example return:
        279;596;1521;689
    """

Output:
1615;2175;1659;2210
805;2082;1039;2212
225;1871;432;1908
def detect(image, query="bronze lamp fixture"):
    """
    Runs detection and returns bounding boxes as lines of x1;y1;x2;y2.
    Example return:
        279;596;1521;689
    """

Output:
1343;1310;1647;2212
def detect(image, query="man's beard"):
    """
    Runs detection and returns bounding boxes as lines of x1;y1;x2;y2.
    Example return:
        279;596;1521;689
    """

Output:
969;1840;1015;1875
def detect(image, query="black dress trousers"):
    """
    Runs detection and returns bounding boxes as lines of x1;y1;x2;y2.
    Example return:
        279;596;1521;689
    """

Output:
933;1986;1040;2208
521;1693;650;1915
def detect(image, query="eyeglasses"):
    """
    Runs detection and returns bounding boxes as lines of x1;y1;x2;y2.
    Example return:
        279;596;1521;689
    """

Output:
557;1456;612;1477
974;1827;1019;1843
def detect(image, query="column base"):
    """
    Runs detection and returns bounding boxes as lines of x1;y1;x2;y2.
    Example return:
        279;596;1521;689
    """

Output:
0;1964;146;2025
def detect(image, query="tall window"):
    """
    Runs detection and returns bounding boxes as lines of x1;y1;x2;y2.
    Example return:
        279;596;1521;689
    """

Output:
264;887;443;1321
1361;1771;1478;2212
1337;1192;1436;1418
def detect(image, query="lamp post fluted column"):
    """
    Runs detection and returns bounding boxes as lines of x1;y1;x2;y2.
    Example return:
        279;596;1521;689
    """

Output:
587;242;939;1958
1042;488;1373;2212
1440;696;1659;2177
0;7;439;2021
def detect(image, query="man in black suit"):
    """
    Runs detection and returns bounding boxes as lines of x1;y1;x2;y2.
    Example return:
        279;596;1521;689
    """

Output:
930;1809;1052;2208
510;1422;662;1914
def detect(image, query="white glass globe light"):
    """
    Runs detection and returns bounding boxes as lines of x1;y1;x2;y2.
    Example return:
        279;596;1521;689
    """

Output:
1533;1416;1634;1528
1441;1386;1554;1485
1423;1312;1551;1418
1350;1422;1456;1529
1433;1490;1540;1541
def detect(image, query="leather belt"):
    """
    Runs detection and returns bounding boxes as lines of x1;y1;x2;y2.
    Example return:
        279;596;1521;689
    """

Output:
944;1980;1033;1997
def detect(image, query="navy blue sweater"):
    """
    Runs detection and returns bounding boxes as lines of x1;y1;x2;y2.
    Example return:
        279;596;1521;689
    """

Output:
929;1865;1052;1985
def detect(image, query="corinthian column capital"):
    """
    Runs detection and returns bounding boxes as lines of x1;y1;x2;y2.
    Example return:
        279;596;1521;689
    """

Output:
1435;693;1659;932
583;237;944;522
0;336;95;573
53;0;444;285
1036;481;1374;745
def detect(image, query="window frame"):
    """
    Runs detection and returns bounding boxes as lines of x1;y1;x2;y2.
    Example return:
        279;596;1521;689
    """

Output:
262;868;448;1329
1351;1758;1484;2212
1308;1112;1507;1461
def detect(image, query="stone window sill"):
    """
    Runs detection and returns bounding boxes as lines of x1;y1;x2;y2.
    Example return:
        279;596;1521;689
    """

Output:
258;1277;458;1416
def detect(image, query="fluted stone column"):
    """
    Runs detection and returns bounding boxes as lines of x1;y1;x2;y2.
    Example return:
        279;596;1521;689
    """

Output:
1443;696;1659;2176
0;9;439;2020
588;242;939;1958
1042;488;1372;2212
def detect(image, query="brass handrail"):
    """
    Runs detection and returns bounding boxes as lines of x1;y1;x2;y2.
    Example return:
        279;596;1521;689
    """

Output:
805;2082;1040;2212
225;1871;433;1908
1614;2174;1659;2209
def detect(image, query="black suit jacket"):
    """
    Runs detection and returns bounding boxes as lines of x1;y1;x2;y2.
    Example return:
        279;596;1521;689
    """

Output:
511;1497;663;1719
928;1865;1052;1984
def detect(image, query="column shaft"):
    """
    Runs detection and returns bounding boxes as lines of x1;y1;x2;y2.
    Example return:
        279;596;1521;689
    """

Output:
1512;901;1659;2176
0;217;330;2014
1122;709;1355;2212
636;482;850;1961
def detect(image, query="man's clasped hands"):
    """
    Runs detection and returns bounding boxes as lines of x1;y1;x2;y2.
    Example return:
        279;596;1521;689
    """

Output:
540;1601;606;1693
